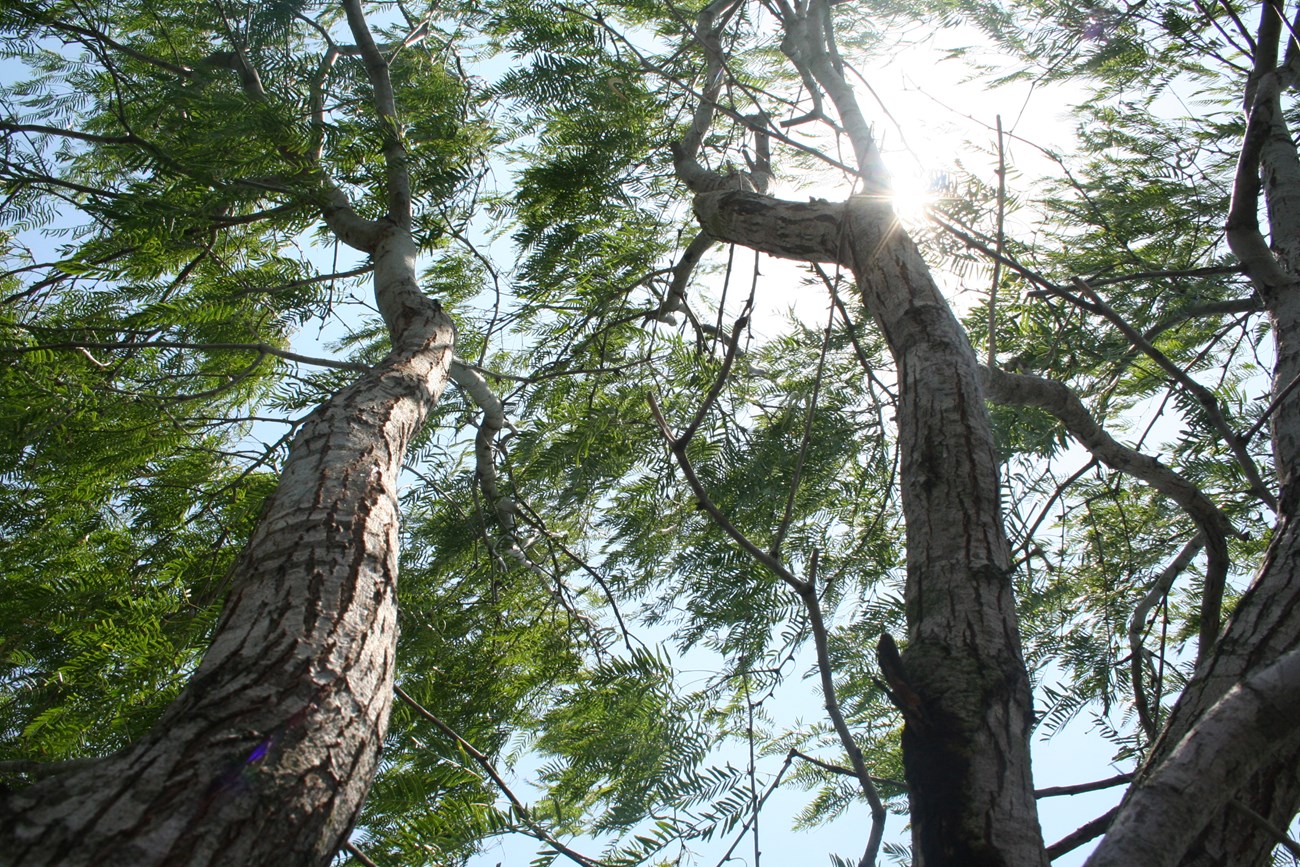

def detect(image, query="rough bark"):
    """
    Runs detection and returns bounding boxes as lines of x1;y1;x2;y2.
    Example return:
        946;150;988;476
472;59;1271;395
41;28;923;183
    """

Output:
0;230;455;866
1122;516;1300;867
1108;4;1300;864
1088;644;1300;867
696;190;1046;866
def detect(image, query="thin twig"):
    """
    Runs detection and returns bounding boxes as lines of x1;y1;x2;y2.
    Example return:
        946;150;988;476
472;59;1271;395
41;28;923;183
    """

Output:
987;113;1006;368
1070;277;1275;512
1129;536;1204;739
1229;799;1300;859
648;391;886;867
394;685;600;867
773;303;834;559
679;312;750;447
1034;772;1133;799
790;749;906;789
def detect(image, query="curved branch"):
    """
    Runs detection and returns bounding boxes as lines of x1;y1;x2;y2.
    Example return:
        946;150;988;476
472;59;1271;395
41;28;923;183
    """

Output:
1227;71;1295;296
446;359;534;569
981;367;1236;659
1129;535;1204;738
773;0;888;191
1069;278;1276;512
672;0;744;178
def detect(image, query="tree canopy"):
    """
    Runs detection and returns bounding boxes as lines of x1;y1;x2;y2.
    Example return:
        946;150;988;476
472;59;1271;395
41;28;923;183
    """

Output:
1;0;1298;865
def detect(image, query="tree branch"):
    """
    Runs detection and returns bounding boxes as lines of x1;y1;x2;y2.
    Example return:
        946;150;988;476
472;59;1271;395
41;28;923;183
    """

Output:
1049;807;1118;861
648;361;886;866
1129;536;1204;738
1087;645;1300;867
446;360;539;574
1;339;370;373
1069;278;1276;512
1035;773;1133;799
982;366;1236;658
393;685;600;867
342;0;412;227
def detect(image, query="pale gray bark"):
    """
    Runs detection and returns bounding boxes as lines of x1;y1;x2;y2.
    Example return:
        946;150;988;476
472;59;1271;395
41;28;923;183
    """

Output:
1086;645;1300;867
0;3;464;859
1113;5;1300;865
0;228;455;866
1129;516;1300;867
681;6;1045;854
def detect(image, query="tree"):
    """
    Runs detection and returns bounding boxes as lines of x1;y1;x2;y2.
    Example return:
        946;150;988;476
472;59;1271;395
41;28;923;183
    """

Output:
0;0;1298;866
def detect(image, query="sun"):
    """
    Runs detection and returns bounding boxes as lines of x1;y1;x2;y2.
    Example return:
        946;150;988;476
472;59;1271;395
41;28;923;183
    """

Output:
888;166;944;225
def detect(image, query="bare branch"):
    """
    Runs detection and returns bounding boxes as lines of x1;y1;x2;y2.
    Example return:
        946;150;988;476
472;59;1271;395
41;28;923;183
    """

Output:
982;366;1236;658
1129;536;1204;738
651;231;717;323
342;841;380;867
1;339;370;373
0;121;135;146
1069;278;1276;513
987;114;1006;368
1228;799;1300;859
342;0;412;226
648;358;886;865
671;0;744;187
773;0;888;191
446;359;537;573
1035;773;1132;799
1048;807;1118;861
1227;22;1293;296
798;554;885;867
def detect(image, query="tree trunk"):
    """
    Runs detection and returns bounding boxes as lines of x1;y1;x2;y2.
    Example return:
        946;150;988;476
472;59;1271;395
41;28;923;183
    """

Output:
0;232;455;866
1091;515;1300;867
694;190;1047;866
1103;4;1300;863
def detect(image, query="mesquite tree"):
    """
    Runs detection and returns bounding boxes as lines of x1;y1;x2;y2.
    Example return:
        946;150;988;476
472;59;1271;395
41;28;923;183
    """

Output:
2;1;1299;866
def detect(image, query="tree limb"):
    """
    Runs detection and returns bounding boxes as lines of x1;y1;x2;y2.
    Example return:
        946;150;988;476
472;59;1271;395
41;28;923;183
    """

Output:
342;0;412;227
1087;645;1300;867
981;366;1235;659
1048;807;1118;861
1035;773;1133;799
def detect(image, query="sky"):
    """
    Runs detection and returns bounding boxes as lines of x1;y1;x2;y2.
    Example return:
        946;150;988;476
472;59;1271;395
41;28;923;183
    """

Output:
0;8;1194;865
458;19;1139;867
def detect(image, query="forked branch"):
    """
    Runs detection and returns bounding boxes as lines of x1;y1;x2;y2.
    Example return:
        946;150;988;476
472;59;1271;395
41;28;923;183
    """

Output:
982;366;1236;660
